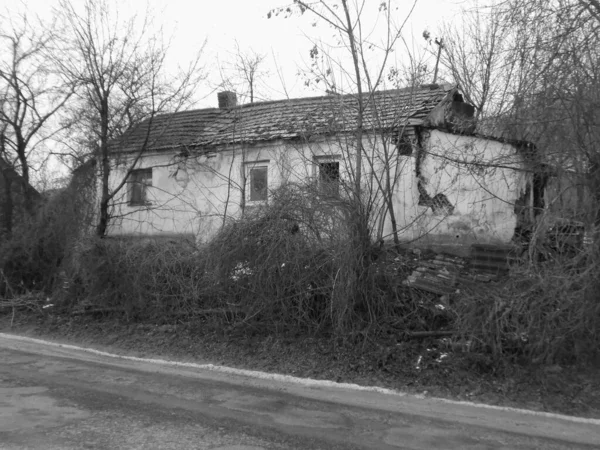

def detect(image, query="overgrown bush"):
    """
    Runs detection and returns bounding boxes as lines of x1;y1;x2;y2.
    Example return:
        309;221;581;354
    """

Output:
454;239;600;364
202;182;393;335
8;174;600;367
53;183;405;337
57;237;205;318
1;194;76;297
0;160;96;299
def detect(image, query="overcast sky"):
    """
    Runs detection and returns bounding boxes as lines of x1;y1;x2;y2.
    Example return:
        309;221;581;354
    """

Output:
165;0;465;106
19;0;465;107
2;0;467;184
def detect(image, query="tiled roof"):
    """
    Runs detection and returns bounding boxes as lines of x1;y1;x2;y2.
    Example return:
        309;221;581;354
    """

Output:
112;84;456;153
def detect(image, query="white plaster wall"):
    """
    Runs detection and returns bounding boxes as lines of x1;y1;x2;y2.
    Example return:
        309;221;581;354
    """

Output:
107;139;351;242
107;129;530;247
386;129;530;247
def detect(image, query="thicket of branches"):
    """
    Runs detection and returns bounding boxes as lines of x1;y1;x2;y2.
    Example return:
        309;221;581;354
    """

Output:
454;239;600;364
0;159;96;298
436;0;600;224
36;182;447;341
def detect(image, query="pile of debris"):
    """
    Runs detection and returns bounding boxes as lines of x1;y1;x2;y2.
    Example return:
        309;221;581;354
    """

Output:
403;253;464;295
403;244;515;296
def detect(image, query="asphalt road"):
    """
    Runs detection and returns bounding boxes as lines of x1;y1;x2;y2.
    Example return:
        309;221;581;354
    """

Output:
1;334;599;450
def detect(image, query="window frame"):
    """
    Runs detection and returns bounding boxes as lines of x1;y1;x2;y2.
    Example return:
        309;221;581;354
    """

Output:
245;161;270;203
128;168;153;206
397;135;414;156
314;156;341;197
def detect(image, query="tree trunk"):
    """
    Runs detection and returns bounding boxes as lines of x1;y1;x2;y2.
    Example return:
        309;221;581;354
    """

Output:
14;132;34;216
96;97;111;237
384;171;400;246
341;0;370;254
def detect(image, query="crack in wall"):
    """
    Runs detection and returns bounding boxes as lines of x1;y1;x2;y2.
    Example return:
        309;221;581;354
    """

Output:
414;127;455;215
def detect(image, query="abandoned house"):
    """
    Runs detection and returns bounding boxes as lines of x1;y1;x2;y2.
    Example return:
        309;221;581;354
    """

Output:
106;84;544;252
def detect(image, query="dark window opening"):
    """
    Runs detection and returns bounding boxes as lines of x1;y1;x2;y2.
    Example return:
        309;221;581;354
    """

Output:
128;168;152;206
249;167;268;201
397;136;413;156
453;92;465;102
319;161;340;195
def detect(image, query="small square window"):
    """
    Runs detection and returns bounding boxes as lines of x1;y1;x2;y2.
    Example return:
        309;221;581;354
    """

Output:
318;161;340;196
249;166;268;202
128;168;152;206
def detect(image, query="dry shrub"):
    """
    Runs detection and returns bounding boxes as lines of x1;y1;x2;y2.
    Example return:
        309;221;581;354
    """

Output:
1;194;81;297
58;237;205;319
202;182;395;336
53;183;440;339
43;182;397;333
54;182;352;325
455;240;600;364
0;214;63;295
205;183;347;333
0;160;96;299
40;181;446;341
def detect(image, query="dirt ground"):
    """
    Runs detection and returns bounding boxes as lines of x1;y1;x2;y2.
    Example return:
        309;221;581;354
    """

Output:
2;310;599;420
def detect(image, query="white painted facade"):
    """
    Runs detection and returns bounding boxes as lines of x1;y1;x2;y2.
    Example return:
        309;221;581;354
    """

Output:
107;128;531;249
390;129;530;248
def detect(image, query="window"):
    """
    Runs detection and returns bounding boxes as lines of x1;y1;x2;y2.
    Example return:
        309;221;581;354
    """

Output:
318;161;340;196
397;136;413;156
248;166;268;202
128;168;152;206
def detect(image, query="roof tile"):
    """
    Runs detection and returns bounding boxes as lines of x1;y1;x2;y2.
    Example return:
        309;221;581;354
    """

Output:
112;84;455;153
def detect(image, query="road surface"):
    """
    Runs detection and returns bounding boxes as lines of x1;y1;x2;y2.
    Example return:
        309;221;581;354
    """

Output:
0;333;599;449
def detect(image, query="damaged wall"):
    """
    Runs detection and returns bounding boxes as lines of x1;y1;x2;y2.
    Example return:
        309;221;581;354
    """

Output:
106;129;534;249
386;129;532;249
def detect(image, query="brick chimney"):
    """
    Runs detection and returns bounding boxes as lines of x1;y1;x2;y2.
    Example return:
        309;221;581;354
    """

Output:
217;91;237;109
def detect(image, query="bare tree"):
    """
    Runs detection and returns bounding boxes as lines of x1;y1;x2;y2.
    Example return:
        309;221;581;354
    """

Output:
54;0;205;237
436;0;600;224
265;0;424;334
219;41;268;104
501;0;600;224
430;2;514;123
271;0;418;248
0;10;72;224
